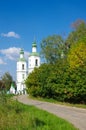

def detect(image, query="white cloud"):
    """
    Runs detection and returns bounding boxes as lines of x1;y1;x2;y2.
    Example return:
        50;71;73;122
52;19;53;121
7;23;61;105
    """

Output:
0;47;20;61
0;47;29;61
1;31;20;38
0;58;6;65
24;51;29;60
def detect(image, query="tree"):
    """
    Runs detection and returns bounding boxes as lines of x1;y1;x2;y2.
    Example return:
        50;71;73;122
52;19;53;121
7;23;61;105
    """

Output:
1;72;13;91
25;67;41;96
25;63;52;97
67;41;86;68
25;58;86;103
41;35;64;64
0;80;5;91
65;19;86;51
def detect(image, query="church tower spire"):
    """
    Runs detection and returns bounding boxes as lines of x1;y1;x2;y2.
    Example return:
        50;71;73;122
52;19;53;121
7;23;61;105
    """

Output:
20;49;24;59
32;41;37;53
28;41;40;74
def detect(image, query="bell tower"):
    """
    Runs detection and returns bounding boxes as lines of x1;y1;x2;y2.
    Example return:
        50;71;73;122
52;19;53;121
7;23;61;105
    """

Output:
16;49;27;94
28;41;40;74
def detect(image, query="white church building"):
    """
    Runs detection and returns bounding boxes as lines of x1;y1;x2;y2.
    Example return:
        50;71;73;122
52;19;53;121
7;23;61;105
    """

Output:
16;41;40;94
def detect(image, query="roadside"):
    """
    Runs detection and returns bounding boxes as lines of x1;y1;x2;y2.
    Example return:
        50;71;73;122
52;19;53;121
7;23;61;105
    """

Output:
16;95;86;130
29;96;86;109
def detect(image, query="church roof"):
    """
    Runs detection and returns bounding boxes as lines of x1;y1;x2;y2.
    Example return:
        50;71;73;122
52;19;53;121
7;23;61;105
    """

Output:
18;58;26;62
20;49;24;54
32;41;37;47
29;52;40;57
11;82;15;89
18;48;26;62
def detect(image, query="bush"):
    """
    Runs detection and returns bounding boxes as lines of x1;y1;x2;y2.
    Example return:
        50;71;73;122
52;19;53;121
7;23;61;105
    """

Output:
25;60;86;104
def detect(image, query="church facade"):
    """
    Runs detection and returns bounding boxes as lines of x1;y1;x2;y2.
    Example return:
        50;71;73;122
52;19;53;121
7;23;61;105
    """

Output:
16;41;40;94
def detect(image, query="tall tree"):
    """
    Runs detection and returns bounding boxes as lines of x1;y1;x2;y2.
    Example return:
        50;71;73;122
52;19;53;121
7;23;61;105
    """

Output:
65;19;86;51
1;72;13;91
40;35;64;64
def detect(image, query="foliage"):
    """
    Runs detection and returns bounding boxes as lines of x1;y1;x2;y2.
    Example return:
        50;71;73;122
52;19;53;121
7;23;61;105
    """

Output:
65;19;86;50
67;41;86;68
66;66;86;103
1;72;13;91
26;59;86;104
25;63;52;97
25;19;86;104
40;35;64;64
0;80;5;91
0;95;77;130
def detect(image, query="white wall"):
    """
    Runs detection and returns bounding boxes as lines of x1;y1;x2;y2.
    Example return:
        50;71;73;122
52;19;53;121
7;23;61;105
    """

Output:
28;56;40;74
16;61;27;94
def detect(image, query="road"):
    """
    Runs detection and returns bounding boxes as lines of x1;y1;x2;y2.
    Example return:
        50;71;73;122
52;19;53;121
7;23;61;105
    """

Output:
16;95;86;130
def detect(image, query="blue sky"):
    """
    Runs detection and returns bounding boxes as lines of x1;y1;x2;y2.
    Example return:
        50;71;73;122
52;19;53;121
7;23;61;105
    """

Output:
0;0;86;80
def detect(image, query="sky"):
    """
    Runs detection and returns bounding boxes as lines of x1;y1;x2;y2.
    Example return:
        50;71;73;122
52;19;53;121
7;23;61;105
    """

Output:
0;0;86;80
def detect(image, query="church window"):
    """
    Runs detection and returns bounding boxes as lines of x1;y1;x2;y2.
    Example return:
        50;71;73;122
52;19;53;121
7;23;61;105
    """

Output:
22;64;24;70
35;59;38;66
22;74;24;79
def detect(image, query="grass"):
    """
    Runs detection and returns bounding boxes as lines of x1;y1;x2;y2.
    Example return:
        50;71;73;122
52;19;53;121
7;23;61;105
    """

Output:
0;94;78;130
29;96;86;109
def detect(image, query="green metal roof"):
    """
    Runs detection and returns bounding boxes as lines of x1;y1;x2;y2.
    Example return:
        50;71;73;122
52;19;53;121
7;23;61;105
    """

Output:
20;49;24;54
29;52;40;57
18;58;26;62
18;49;26;61
32;41;37;47
11;82;15;89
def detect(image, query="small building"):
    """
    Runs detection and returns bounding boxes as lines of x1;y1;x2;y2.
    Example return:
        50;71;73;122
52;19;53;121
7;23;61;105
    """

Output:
10;83;16;94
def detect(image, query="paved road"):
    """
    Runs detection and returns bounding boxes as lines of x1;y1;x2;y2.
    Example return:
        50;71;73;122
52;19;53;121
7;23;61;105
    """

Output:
16;95;86;130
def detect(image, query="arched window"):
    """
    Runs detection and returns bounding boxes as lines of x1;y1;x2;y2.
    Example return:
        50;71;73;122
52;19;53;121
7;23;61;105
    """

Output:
35;59;38;66
22;64;24;70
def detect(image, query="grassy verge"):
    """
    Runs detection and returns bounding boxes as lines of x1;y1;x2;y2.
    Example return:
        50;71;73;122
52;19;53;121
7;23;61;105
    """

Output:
29;96;86;109
0;94;78;130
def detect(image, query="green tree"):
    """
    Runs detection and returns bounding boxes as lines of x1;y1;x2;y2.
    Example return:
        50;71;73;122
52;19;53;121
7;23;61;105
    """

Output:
46;59;69;101
41;35;64;64
1;72;13;91
25;67;41;96
25;63;52;97
0;80;5;91
67;41;86;68
65;19;86;51
64;66;86;103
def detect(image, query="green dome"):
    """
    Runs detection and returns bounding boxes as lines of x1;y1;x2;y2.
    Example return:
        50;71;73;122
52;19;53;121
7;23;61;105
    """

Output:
20;49;24;54
32;42;37;47
18;48;26;62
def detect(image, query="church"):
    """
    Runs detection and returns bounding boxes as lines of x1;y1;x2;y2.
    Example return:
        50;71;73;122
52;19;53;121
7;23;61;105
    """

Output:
16;41;40;94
